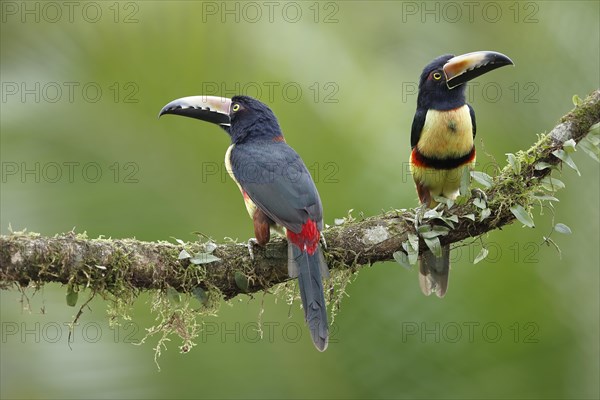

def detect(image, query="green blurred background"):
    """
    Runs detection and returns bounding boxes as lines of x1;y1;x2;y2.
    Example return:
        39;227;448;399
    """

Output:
1;1;599;399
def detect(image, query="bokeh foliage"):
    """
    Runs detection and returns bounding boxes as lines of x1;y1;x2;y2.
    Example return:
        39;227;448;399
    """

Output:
1;1;599;399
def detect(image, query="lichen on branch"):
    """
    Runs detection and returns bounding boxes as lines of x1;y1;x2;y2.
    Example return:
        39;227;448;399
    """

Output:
1;90;598;355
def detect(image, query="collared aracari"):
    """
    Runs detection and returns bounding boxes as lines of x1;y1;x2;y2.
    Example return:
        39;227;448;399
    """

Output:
159;95;329;351
410;51;514;297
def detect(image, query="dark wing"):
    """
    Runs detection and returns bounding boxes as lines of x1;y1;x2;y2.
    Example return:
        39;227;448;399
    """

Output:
468;103;477;139
230;141;323;233
410;108;427;148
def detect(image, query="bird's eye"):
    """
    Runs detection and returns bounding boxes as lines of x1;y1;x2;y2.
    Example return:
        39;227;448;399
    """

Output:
232;103;240;112
433;72;442;80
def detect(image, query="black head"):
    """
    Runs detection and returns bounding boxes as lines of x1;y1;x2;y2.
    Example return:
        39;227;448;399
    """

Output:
159;95;283;144
417;51;514;110
228;95;283;144
417;54;462;110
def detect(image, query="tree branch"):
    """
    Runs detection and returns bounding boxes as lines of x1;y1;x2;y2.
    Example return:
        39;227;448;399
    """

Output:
1;90;599;302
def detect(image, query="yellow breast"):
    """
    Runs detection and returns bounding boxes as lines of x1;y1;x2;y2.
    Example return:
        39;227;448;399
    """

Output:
225;144;257;219
224;144;238;188
417;105;473;159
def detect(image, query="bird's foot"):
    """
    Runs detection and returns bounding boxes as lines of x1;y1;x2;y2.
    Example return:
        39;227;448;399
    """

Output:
471;188;488;202
247;238;259;260
414;203;429;225
320;234;327;250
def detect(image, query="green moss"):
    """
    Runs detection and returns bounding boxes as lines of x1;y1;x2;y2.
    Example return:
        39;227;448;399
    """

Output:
327;265;359;324
139;290;202;369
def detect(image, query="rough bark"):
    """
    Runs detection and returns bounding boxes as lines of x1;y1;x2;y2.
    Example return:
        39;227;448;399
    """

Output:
1;90;598;301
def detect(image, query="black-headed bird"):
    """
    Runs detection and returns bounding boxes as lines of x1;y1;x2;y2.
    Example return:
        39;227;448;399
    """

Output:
410;51;514;297
159;95;329;351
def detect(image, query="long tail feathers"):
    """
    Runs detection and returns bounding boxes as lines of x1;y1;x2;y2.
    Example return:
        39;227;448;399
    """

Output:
288;243;329;351
419;245;450;298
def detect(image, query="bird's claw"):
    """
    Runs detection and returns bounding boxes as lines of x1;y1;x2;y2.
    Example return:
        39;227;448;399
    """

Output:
320;235;327;250
471;188;488;202
247;238;258;260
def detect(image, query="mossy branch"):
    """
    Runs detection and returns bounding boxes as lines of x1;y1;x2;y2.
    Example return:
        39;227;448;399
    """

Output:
1;90;599;302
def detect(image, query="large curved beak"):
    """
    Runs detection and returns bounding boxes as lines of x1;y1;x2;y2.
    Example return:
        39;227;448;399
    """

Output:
443;51;514;89
158;95;232;127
